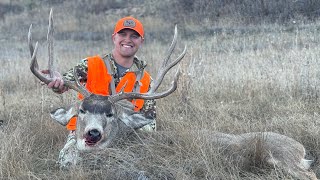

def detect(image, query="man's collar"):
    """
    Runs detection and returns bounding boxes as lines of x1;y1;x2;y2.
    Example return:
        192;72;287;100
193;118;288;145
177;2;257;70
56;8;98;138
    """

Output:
108;53;147;72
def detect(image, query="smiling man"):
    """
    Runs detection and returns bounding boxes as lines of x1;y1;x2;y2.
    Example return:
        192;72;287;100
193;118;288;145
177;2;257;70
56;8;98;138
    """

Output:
42;17;156;145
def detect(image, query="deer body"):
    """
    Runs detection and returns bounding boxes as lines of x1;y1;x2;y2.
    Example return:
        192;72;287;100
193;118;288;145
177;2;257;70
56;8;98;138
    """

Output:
157;130;316;179
204;131;317;180
28;9;317;180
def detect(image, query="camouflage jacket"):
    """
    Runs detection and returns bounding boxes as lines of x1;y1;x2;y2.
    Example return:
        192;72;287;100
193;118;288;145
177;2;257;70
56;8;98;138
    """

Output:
63;53;156;121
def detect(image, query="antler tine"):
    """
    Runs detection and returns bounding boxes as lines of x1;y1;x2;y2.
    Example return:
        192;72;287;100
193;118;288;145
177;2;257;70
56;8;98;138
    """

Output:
159;25;178;70
28;24;39;70
47;8;54;78
149;25;186;93
28;24;33;55
30;41;52;84
150;44;187;93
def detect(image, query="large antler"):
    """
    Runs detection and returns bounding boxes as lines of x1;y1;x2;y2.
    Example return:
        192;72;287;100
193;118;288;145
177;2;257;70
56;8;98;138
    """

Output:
109;25;187;103
28;9;91;97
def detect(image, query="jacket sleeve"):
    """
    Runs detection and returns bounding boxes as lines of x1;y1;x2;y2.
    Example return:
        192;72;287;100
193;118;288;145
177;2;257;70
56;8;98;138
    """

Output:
139;77;156;120
140;99;156;120
62;59;88;82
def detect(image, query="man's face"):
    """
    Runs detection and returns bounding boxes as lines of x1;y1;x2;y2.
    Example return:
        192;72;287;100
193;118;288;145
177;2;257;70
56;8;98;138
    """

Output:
112;29;144;58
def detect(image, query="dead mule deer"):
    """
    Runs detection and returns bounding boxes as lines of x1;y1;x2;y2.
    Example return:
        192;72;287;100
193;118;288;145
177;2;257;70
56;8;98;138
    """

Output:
28;9;317;180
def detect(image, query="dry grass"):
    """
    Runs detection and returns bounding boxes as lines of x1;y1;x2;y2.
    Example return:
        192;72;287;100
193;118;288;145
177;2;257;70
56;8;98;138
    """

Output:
1;1;320;180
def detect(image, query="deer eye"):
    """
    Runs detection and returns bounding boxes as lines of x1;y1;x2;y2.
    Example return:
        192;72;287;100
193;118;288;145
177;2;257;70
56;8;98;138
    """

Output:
106;113;113;118
79;109;85;114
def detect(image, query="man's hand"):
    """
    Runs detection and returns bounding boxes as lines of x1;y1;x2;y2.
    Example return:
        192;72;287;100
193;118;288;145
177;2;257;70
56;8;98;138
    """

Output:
41;70;69;94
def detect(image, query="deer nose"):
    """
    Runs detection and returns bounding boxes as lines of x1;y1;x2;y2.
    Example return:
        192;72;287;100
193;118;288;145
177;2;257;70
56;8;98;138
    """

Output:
86;129;102;143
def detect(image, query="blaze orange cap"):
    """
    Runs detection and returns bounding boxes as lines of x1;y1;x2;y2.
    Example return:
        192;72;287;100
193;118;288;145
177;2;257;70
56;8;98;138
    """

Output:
113;17;144;38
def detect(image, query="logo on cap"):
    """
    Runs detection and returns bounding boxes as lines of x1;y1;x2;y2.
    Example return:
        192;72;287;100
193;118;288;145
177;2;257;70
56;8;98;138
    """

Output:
123;19;136;28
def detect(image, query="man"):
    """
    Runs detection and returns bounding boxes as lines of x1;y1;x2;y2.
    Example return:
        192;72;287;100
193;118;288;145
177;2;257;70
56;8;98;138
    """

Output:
43;16;156;136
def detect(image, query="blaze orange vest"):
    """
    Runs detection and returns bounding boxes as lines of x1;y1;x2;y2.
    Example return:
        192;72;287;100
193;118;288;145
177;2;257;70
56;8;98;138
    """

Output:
66;55;151;130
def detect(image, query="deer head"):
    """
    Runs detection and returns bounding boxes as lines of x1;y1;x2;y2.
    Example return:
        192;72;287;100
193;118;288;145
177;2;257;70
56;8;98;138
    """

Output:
28;9;187;151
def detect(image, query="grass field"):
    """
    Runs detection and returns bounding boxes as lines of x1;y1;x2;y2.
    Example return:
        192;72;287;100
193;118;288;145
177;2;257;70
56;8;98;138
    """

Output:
1;1;320;179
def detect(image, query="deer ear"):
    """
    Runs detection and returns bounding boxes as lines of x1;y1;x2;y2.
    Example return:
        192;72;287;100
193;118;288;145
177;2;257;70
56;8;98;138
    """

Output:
115;101;153;129
50;106;77;126
119;113;154;129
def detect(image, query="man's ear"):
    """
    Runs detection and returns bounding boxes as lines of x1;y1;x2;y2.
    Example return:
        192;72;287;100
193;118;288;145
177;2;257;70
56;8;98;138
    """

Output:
112;33;116;43
50;104;78;126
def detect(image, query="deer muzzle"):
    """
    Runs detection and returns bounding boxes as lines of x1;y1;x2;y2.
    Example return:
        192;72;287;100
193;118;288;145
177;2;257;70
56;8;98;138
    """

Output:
84;129;102;146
